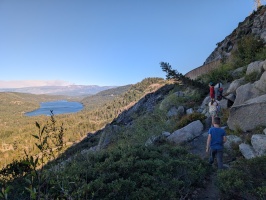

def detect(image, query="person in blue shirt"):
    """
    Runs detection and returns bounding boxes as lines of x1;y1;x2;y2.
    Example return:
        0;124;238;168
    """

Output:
206;117;227;169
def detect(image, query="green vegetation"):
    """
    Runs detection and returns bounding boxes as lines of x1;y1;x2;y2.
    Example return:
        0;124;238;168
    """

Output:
0;78;166;169
52;144;208;200
217;156;266;199
194;33;266;199
244;70;263;83
197;63;234;84
197;34;266;86
160;62;208;94
0;94;210;199
1;144;209;199
231;34;265;69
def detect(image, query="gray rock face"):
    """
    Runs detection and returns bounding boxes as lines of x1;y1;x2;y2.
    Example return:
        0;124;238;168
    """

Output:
231;66;246;79
167;120;204;144
246;60;265;75
174;91;185;97
225;78;245;95
239;143;256;159
232;70;266;107
199;96;211;113
96;124;121;150
162;131;171;137
233;83;260;106
186;108;194;114
226;93;236;102
177;106;185;116
251;134;266;156
254;70;266;93
167;106;185;117
227;94;266;131
224;135;242;149
115;84;175;125
145;135;158;146
167;107;178;117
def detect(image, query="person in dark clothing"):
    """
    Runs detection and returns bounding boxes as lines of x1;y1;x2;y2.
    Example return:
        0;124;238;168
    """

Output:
206;117;227;169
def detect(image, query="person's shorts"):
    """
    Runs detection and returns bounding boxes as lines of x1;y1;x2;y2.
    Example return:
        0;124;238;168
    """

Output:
209;111;217;117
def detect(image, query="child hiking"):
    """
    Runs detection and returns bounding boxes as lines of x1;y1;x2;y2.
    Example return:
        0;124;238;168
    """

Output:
206;117;227;169
208;98;220;125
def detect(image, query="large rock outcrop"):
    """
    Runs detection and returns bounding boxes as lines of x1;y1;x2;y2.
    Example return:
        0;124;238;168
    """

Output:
227;94;266;131
227;61;266;131
204;6;266;64
166;120;204;144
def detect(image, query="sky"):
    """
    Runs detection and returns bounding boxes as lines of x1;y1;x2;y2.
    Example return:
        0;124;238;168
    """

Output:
0;0;261;88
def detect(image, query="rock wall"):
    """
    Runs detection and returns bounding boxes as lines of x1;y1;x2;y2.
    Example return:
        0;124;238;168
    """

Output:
185;59;221;80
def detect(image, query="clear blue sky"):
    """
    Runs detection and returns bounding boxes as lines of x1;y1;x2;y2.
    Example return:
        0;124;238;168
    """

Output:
0;0;260;88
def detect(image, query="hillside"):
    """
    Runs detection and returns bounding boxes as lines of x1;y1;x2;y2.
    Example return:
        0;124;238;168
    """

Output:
1;6;266;200
0;85;117;96
0;78;167;169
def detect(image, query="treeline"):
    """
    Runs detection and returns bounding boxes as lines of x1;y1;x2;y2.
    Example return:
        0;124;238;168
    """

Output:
0;77;167;168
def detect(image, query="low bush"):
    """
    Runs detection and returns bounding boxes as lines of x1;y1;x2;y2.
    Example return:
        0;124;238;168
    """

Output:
217;156;266;199
197;63;233;85
4;144;209;199
244;71;262;83
48;144;209;199
231;34;265;69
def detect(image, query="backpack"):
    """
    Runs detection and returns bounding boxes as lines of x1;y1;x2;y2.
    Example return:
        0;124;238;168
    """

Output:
216;83;223;101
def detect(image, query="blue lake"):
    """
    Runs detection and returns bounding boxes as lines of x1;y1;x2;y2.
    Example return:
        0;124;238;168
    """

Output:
25;100;83;116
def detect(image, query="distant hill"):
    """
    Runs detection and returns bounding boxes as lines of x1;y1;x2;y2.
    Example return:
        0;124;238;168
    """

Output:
0;85;118;96
81;84;132;110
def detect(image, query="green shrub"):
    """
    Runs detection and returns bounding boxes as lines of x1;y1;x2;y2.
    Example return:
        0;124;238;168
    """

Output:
255;46;266;61
3;144;207;199
220;109;229;126
217;156;266;199
255;125;266;134
231;34;265;69
255;186;266;199
159;93;186;111
217;169;248;199
244;71;262;83
232;125;243;136
198;63;233;85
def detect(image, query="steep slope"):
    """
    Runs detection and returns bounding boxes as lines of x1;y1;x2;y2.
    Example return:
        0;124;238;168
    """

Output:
0;78;167;169
204;5;266;64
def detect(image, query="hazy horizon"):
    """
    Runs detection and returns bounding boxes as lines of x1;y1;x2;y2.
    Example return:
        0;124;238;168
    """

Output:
0;80;118;88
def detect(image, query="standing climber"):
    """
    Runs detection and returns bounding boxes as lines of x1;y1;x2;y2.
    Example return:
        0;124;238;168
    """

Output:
209;82;215;100
214;82;223;101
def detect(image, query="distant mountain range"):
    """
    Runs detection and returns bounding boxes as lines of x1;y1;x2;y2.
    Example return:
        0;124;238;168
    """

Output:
0;85;118;96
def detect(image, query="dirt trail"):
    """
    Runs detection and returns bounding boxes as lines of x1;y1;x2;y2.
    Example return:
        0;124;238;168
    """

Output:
187;129;222;199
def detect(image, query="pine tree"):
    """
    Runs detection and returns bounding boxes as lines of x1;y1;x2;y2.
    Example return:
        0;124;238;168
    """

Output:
254;0;262;10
